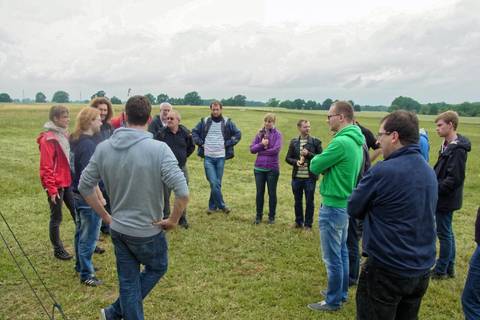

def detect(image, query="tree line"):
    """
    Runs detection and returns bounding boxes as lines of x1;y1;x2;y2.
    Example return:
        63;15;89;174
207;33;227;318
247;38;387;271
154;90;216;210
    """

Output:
0;90;479;117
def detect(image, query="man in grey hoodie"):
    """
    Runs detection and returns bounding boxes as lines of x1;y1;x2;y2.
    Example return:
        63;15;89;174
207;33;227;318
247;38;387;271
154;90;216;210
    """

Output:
79;95;189;320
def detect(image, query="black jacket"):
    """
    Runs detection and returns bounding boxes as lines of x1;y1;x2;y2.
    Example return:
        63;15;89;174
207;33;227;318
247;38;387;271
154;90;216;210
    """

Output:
285;135;322;180
155;125;195;168
148;115;165;137
476;207;480;245
434;134;471;213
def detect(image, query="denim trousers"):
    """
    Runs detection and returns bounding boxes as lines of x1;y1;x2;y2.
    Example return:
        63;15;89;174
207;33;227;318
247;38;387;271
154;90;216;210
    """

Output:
254;169;279;219
462;245;480;320
347;216;363;285
47;187;76;252
74;195;101;280
291;177;316;227
434;211;456;275
204;156;226;210
104;230;168;320
164;165;189;222
356;259;430;320
318;205;349;308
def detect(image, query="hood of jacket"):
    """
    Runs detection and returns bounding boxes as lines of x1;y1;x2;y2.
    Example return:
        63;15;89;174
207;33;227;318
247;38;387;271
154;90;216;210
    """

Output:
108;128;153;150
335;124;365;146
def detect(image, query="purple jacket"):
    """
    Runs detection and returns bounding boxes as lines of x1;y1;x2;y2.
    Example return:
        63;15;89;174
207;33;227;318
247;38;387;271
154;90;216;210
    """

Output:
250;127;283;170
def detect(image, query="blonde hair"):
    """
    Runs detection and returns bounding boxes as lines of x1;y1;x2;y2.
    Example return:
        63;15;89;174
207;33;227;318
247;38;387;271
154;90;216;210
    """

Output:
435;110;459;130
264;113;276;123
71;107;100;141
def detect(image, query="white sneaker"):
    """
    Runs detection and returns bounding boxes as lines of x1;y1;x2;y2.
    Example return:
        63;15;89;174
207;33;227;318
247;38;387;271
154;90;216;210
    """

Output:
100;308;106;320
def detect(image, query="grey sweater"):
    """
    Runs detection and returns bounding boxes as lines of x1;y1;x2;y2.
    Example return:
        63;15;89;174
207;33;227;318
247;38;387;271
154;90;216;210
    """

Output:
79;128;189;237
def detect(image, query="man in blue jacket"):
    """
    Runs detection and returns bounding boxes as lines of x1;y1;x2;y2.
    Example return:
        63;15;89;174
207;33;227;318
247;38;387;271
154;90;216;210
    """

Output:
348;110;438;320
192;101;241;214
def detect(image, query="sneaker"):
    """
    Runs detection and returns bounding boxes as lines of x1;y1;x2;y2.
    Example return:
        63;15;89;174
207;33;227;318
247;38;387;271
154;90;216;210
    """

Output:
292;223;303;229
206;208;216;215
304;226;313;231
268;218;275;224
430;271;448;280
100;308;107;320
253;217;262;225
179;221;189;229
82;276;103;287
307;300;340;312
221;207;231;214
54;249;73;260
94;246;105;254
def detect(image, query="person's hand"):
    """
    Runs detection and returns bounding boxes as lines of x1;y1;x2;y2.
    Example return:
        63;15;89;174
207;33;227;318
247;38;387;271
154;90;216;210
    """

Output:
100;198;107;207
103;214;112;225
261;138;269;147
50;193;59;204
153;217;177;231
296;160;304;167
300;148;309;156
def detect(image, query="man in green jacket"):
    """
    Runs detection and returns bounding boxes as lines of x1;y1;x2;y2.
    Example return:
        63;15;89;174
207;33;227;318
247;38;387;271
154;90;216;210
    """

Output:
307;101;365;312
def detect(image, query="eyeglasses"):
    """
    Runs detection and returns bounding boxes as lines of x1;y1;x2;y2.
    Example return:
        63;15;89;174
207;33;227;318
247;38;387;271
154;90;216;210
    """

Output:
166;117;176;120
377;131;392;139
327;114;341;120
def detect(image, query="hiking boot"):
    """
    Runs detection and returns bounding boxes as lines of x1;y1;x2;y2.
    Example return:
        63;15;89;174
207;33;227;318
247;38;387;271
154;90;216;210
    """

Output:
307;301;340;312
94;246;105;254
81;276;103;287
54;249;73;260
221;207;231;214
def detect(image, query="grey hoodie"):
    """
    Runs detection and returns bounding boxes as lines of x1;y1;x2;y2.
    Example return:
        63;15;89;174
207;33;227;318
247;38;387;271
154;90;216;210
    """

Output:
79;128;189;237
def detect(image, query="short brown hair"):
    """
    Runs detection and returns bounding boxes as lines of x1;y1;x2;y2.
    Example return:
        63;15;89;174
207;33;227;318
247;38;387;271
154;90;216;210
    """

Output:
90;97;113;121
264;113;276;123
125;95;151;126
332;101;354;121
210;101;223;109
381;110;419;145
49;105;69;121
297;119;309;127
435;110;459;130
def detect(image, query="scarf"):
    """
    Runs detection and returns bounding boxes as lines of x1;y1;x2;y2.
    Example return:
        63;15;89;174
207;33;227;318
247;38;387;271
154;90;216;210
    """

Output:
43;121;70;164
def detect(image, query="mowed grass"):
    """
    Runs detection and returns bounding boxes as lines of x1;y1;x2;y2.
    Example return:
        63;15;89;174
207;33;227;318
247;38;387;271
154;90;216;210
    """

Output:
0;103;479;320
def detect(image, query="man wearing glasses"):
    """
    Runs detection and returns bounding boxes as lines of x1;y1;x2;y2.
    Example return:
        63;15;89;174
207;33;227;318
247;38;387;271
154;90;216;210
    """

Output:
307;101;365;312
348;110;437;320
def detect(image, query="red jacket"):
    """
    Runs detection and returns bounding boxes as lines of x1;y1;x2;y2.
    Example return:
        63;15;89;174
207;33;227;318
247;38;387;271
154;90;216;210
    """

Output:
37;131;72;197
111;112;153;129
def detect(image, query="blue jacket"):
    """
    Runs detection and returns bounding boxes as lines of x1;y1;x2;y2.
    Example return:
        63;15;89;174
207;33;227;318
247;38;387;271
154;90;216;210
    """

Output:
419;130;430;162
348;144;438;276
191;116;241;160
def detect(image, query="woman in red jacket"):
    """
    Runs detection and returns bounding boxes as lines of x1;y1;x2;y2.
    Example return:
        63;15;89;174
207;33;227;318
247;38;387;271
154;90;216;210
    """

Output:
37;105;76;260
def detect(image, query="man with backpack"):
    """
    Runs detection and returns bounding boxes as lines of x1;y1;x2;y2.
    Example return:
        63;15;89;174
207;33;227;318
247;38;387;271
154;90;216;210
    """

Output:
192;101;241;214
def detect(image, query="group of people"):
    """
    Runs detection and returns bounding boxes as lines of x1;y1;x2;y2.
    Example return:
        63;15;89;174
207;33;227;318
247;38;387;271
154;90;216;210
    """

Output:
36;96;477;320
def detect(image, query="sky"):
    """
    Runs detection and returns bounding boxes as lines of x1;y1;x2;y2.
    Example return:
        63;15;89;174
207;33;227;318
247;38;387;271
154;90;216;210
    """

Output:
0;0;479;105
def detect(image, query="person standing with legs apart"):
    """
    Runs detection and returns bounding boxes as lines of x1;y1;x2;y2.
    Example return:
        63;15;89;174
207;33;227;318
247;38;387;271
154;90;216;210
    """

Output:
37;105;76;260
70;107;105;286
349;110;437;320
79;96;189;320
192;101;241;214
462;207;480;320
307;101;364;312
250;113;282;225
431;111;471;279
285;120;322;230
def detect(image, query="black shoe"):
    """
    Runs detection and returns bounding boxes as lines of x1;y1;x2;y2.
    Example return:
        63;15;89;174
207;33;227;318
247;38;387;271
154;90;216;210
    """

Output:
81;276;103;287
430;270;448;280
54;249;73;260
268;218;275;224
447;269;456;278
221;207;231;214
292;223;303;229
179;221;189;229
253;217;262;225
94;246;105;254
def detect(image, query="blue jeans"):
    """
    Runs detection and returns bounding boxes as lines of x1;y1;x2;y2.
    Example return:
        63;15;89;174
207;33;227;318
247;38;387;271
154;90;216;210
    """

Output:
204;156;226;210
254;169;279;219
434;211;456;275
462;245;480;320
291;178;316;227
104;230;168;320
74;196;101;280
318;205;349;308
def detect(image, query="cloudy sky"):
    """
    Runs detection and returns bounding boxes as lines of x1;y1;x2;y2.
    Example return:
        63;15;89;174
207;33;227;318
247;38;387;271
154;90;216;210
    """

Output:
1;0;479;105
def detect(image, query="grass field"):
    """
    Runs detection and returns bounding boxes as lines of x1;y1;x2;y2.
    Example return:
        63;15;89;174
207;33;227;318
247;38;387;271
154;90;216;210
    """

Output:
0;103;479;320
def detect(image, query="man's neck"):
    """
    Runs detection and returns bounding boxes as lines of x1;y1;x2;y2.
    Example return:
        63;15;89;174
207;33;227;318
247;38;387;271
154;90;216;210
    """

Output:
300;134;309;139
169;126;179;134
127;123;147;131
445;131;458;144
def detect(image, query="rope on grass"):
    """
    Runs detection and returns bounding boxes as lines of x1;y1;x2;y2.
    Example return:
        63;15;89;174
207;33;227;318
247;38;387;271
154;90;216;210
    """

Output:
0;209;68;319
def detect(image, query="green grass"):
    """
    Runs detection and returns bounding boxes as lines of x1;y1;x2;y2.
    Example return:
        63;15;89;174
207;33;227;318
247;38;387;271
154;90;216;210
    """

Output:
0;103;479;319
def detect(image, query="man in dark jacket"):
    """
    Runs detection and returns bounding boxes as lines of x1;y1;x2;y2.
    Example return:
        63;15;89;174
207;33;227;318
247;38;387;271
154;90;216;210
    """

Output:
155;110;195;228
148;102;172;136
462;207;480;320
431;111;471;279
285;119;322;229
192;101;241;214
348;110;438;320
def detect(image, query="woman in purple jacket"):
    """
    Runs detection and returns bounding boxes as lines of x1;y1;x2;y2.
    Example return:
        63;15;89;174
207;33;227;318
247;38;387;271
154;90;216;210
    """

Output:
250;113;283;224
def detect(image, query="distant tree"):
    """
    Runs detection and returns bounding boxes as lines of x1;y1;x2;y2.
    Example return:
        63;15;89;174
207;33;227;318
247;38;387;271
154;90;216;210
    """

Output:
267;98;280;108
184;91;202;105
322;98;333;110
0;93;12;102
305;100;317;110
389;96;421;113
232;94;246;106
168;97;185;105
110;96;122;104
35;92;47;103
221;97;234;106
279;100;293;109
354;104;361;112
157;93;169;104
52;91;69;103
91;90;106;100
144;93;156;105
293;99;306;109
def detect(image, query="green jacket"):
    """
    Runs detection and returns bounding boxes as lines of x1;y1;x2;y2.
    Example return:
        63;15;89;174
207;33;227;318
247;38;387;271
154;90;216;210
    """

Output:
310;124;365;208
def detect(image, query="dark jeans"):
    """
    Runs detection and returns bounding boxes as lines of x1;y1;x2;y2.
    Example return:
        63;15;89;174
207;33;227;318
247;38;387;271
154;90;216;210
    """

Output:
104;230;168;320
100;187;111;234
47;187;76;252
356;259;430;320
434;211;456;275
347;216;363;285
462;245;480;320
291;177;316;227
164;165;188;223
254;169;279;220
